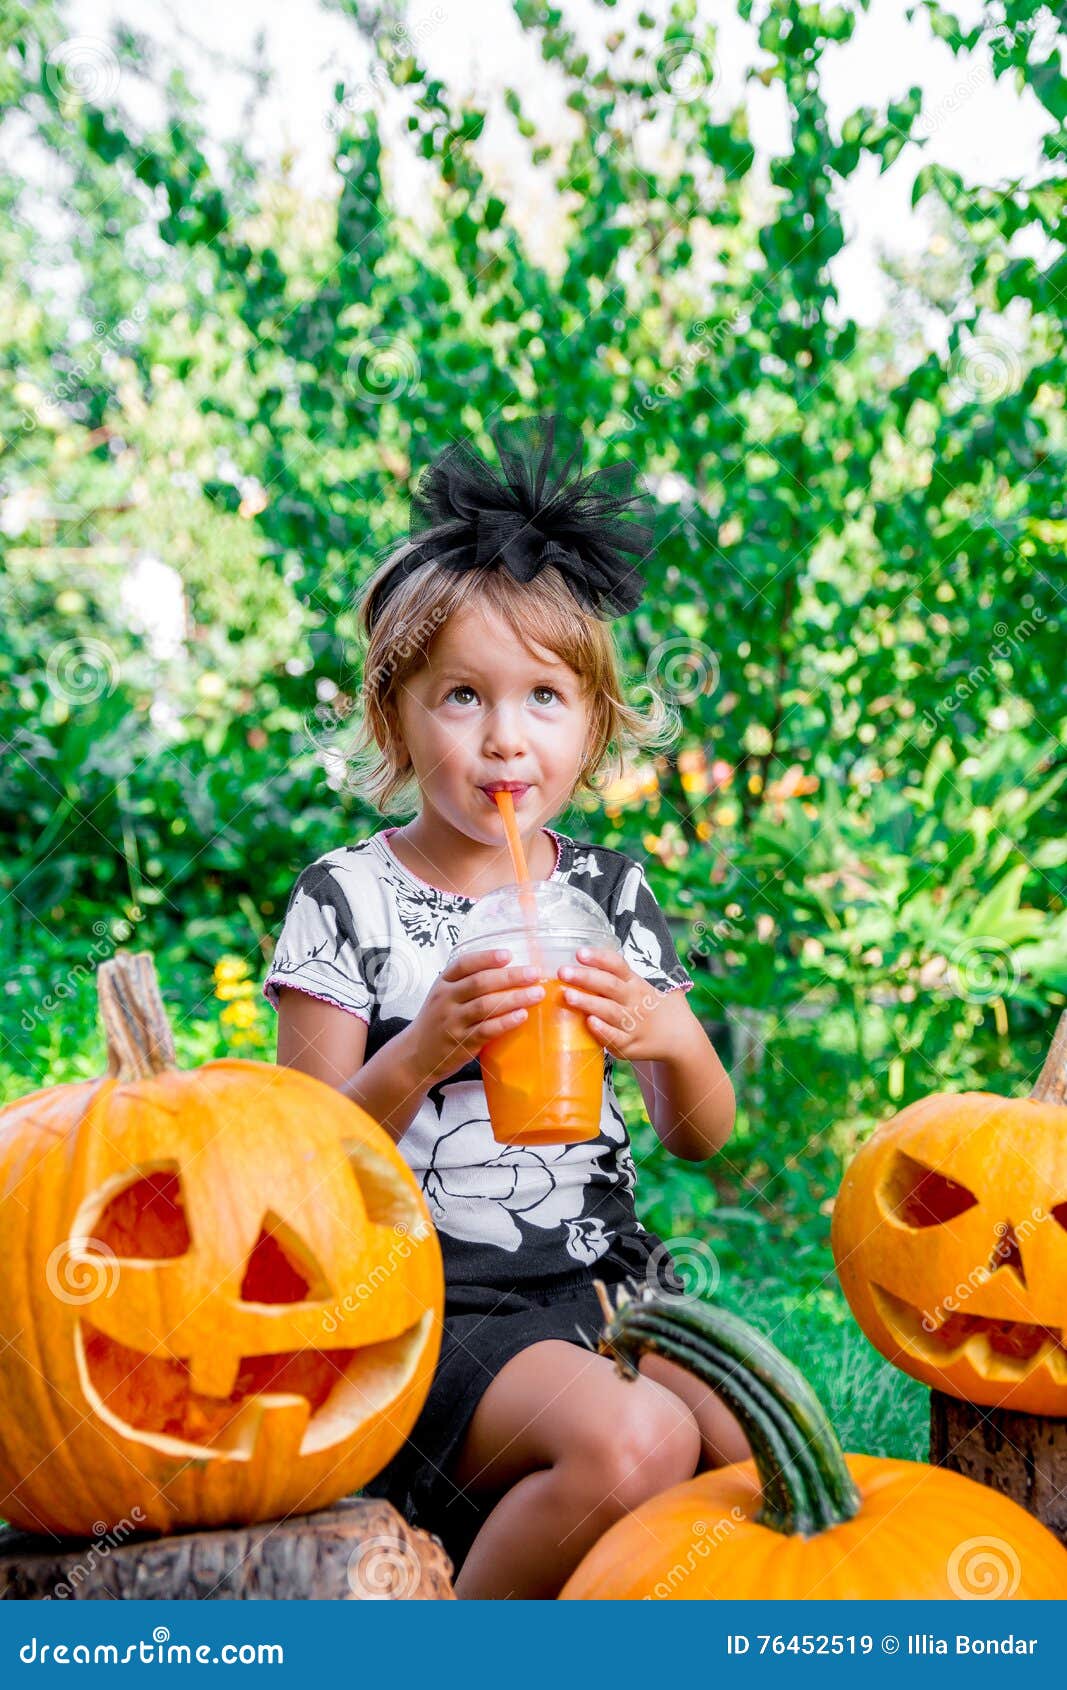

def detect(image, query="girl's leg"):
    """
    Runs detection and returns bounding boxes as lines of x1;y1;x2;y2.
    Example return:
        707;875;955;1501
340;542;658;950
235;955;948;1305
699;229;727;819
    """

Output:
636;1351;753;1467
450;1338;701;1600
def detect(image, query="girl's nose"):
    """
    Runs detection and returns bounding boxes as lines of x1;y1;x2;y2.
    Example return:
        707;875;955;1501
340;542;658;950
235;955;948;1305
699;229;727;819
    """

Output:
483;713;526;756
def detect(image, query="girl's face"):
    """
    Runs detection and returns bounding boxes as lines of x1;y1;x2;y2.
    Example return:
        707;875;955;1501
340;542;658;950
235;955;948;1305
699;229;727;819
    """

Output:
394;604;591;842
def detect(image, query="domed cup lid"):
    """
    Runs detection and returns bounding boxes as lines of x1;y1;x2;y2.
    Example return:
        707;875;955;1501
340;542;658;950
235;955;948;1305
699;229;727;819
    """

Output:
450;880;618;957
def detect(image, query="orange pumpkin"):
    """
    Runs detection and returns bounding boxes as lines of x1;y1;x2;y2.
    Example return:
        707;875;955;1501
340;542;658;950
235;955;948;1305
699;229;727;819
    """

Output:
559;1283;1067;1599
830;1012;1067;1414
0;951;443;1537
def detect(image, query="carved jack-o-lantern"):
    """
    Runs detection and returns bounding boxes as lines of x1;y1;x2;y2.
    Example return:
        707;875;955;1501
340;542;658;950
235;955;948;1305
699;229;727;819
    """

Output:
831;1013;1067;1415
0;952;443;1537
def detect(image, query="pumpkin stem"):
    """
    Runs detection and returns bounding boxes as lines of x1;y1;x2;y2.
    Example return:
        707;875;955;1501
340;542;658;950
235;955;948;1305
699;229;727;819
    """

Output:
591;1281;862;1538
1030;1008;1067;1107
98;951;178;1081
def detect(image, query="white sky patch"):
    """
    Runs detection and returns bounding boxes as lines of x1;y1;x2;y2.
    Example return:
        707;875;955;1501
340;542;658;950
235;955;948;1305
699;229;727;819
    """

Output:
55;0;1059;336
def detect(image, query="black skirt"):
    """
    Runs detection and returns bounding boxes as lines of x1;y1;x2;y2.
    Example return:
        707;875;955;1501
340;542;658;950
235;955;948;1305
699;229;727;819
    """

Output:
360;1230;684;1578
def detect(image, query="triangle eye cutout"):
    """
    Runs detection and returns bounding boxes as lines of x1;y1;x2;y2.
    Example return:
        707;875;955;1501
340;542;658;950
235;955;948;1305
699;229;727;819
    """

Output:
988;1220;1027;1287
93;1164;191;1258
239;1215;332;1304
882;1149;978;1228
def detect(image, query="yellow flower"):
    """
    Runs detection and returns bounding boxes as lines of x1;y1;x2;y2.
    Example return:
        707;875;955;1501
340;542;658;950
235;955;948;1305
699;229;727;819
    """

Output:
221;999;258;1030
214;955;249;980
214;956;254;1000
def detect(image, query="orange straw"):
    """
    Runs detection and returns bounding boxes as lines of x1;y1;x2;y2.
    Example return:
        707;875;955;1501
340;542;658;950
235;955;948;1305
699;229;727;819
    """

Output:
493;790;545;974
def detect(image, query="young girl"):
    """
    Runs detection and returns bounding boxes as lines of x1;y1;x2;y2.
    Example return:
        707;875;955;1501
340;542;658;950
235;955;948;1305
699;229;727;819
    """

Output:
263;416;748;1599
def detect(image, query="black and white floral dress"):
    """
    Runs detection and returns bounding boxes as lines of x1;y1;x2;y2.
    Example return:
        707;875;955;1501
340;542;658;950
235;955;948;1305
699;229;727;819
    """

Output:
263;825;695;1571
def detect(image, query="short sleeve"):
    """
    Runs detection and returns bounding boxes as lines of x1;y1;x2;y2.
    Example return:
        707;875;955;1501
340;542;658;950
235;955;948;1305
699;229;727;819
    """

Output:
262;860;374;1025
611;860;696;995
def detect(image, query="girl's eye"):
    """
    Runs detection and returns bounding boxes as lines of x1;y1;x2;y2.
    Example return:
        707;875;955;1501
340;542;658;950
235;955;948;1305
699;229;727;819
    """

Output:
444;685;561;705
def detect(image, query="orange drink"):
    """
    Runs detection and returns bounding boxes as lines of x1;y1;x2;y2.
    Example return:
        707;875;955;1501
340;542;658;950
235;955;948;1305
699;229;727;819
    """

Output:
478;977;606;1146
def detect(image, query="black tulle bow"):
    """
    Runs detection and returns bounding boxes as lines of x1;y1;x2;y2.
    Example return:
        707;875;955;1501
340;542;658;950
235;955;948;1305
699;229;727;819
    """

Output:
366;414;654;627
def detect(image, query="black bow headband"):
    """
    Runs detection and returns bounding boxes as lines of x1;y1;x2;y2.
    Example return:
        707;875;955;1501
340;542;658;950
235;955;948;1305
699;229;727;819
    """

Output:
365;414;654;629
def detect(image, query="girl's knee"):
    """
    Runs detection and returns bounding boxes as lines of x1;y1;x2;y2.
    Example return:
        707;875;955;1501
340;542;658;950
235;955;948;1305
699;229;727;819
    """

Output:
564;1380;701;1517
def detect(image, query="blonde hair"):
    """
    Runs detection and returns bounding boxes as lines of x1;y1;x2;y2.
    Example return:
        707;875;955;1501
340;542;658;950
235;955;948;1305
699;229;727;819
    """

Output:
334;542;679;816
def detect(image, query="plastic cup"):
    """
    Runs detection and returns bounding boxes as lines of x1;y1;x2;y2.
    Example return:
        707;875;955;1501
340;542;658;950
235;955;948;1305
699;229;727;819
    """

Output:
449;881;621;1146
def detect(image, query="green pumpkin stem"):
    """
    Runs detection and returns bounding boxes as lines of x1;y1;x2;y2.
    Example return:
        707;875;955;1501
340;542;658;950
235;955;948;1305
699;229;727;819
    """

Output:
98;951;177;1081
1030;1008;1067;1107
592;1281;862;1538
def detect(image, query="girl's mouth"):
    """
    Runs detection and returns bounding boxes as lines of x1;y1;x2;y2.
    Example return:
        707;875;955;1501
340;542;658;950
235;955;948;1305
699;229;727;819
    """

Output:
479;785;530;804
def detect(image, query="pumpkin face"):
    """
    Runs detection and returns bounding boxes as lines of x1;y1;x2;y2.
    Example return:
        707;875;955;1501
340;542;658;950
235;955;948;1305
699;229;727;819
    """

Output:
0;954;443;1537
831;1076;1067;1415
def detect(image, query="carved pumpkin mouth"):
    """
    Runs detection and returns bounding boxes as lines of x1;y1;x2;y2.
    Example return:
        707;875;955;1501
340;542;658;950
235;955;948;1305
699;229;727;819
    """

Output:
871;1283;1067;1383
70;1161;435;1460
76;1312;433;1459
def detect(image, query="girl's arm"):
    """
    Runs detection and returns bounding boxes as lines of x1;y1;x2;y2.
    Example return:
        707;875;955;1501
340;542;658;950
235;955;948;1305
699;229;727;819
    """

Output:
630;992;736;1162
275;987;431;1145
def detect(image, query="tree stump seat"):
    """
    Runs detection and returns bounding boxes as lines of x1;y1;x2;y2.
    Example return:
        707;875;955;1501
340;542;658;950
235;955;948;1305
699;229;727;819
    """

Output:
930;1389;1067;1547
0;1497;455;1600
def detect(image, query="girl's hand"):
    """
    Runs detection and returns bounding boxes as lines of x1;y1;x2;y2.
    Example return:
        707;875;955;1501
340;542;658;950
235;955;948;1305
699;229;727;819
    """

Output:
557;947;683;1062
406;948;548;1085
